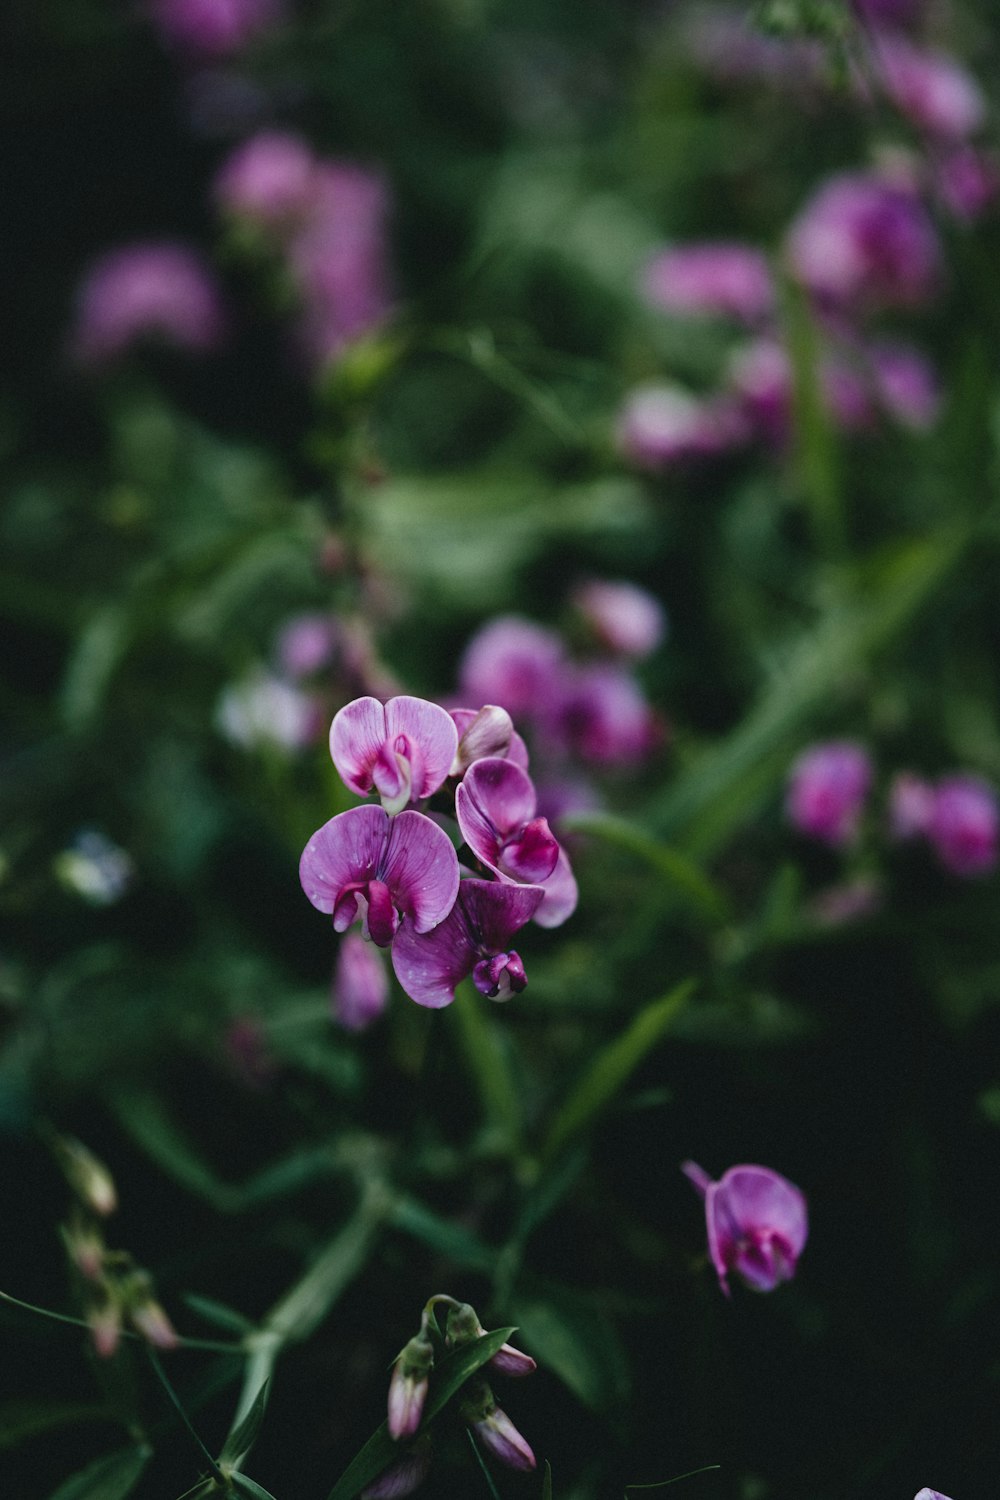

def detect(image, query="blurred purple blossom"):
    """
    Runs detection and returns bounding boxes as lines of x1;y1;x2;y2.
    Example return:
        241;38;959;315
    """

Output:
549;662;658;769
464;1394;536;1471
458;616;566;724
643;241;774;325
932;144;1000;222
71;242;226;364
867;340;940;429
147;0;285;59
617;383;748;469
275;612;339;679
786;741;873;847
572;579;666;659
927;774;998;877
332;932;390;1030
888;771;936;842
391;878;543;1008
682;1161;808;1295
214;129;318;230
869;33;985;140
216;668;321;752
300;804;460;948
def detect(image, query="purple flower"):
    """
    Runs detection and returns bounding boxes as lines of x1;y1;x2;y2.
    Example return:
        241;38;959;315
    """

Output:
449;706;530;777
727;338;876;444
214;130;317;231
458;616;566;724
853;0;921;23
147;0;284;59
868;340;940;430
388;1332;434;1440
391;878;543;1008
275;612;339;679
888;771;936;842
572;579;666;659
616;383;748;469
871;33;985;140
461;1384;536;1472
216;668;321;752
549;663;658;769
913;1490;953;1500
786;171;943;315
300;804;460;948
786;741;873;847
332;932;389;1030
643;242;774;325
682;1161;808;1296
70;242;225;364
928;774;999;877
932;144;1000;223
456;759;578;927
330;695;458;814
361;1437;432;1499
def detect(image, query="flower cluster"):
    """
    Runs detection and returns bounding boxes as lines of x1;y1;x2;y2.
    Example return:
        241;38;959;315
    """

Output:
365;1294;535;1497
683;1161;809;1296
300;695;577;1017
786;741;999;877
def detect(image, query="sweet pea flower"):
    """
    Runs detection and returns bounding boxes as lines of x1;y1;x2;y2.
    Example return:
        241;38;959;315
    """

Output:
888;771;936;841
330;695;458;815
70;242;225;364
872;34;986;141
361;1436;432;1499
786;741;873;847
617;383;748;469
932;145;1000;223
548;662;658;768
300;804;460;948
147;0;285;59
275;612;339;679
391;878;543;1008
216;668;321;752
727;338;876;444
458;616;566;724
682;1161;808;1295
643;242;774;325
572;579;666;660
928;774;999;877
331;932;389;1030
786;171;942;315
449;706;530;777
868;340;940;430
456;759;578;927
388;1331;434;1440
461;1382;536;1472
214;130;318;231
913;1490;953;1500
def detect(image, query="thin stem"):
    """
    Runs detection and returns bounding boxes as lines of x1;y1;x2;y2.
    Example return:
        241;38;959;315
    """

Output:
466;1429;503;1500
0;1288;243;1353
146;1346;227;1487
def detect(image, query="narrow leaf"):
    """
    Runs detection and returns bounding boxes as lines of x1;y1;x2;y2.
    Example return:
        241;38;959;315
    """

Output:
220;1380;270;1465
0;1399;109;1450
543;1460;554;1500
559;813;726;922
182;1294;254;1335
229;1476;280;1500
47;1445;150;1500
543;979;695;1163
513;1288;629;1412
324;1328;516;1500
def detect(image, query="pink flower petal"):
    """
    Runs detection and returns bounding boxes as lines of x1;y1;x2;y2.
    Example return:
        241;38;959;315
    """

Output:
330;697;390;797
385;696;458;799
379;810;460;933
300;804;390;913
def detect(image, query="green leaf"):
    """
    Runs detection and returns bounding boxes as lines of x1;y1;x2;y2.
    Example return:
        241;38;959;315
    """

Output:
0;1399;110;1450
59;605;131;731
110;1090;237;1208
543;1460;554;1500
47;1445;150;1500
182;1294;254;1335
324;1328;516;1500
542;979;695;1164
388;1195;497;1273
220;1381;270;1466
228;1476;280;1500
512;1287;630;1412
560;813;726;923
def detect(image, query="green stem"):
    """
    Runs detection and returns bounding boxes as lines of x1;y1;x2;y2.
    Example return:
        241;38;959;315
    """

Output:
449;988;523;1154
147;1346;226;1487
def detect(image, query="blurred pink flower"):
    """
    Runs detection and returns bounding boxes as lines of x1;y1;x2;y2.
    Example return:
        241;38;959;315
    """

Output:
332;932;389;1030
216;668;321;752
888;771;936;841
871;33;985;140
868;340;940;430
214;130;318;230
549;662;658;769
728;338;875;444
71;242;225;364
617;383;748;469
275;612;339;679
643;242;774;325
147;0;285;59
786;741;873;847
572;579;666;659
932;145;1000;222
682;1161;808;1295
459;616;566;725
928;774;998;877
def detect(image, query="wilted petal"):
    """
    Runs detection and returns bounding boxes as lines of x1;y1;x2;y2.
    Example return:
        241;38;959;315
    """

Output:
379;810;460;933
300;804;389;914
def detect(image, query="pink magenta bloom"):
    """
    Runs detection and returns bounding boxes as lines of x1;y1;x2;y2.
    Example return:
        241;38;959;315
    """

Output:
456;759;578;927
872;33;986;140
572;579;666;659
391;878;543;1008
330;695;458;815
214;130;318;230
868;340;940;430
216;669;321;752
928;774;999;877
467;1401;536;1472
449;706;530;777
459;616;566;724
786;741;873;847
727;337;875;444
549;663;658;768
786;171;942;314
888;771;936;841
300;804;460;948
682;1161;808;1295
71;242;225;364
275;612;339;679
147;0;284;58
643;242;774;325
913;1490;953;1500
932;145;1000;222
332;932;389;1030
617;383;748;469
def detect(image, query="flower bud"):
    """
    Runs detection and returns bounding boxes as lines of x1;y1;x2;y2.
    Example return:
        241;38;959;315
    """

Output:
472;951;527;1002
462;1381;536;1471
450;705;517;776
362;1435;433;1498
445;1305;536;1377
55;1137;117;1218
129;1297;180;1350
61;1217;106;1283
388;1332;434;1440
88;1297;122;1360
332;932;389;1031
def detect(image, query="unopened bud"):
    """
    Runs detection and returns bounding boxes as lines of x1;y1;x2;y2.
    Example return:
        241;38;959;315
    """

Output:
362;1435;433;1498
461;1380;535;1472
56;1137;117;1217
130;1298;180;1350
61;1217;105;1282
88;1298;122;1359
388;1332;434;1440
445;1304;536;1376
451;706;516;776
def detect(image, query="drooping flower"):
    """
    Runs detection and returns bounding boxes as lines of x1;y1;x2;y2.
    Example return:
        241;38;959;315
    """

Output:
786;741;873;847
443;1302;536;1377
332;932;389;1030
449;706;530;777
461;1381;536;1471
388;1331;435;1441
458;616;566;725
682;1161;808;1296
361;1436;433;1499
786;170;943;315
330;695;459;815
70;242;226;364
391;879;543;1008
572;579;666;660
456;759;577;927
927;774;999;877
643;241;774;325
300;804;460;948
